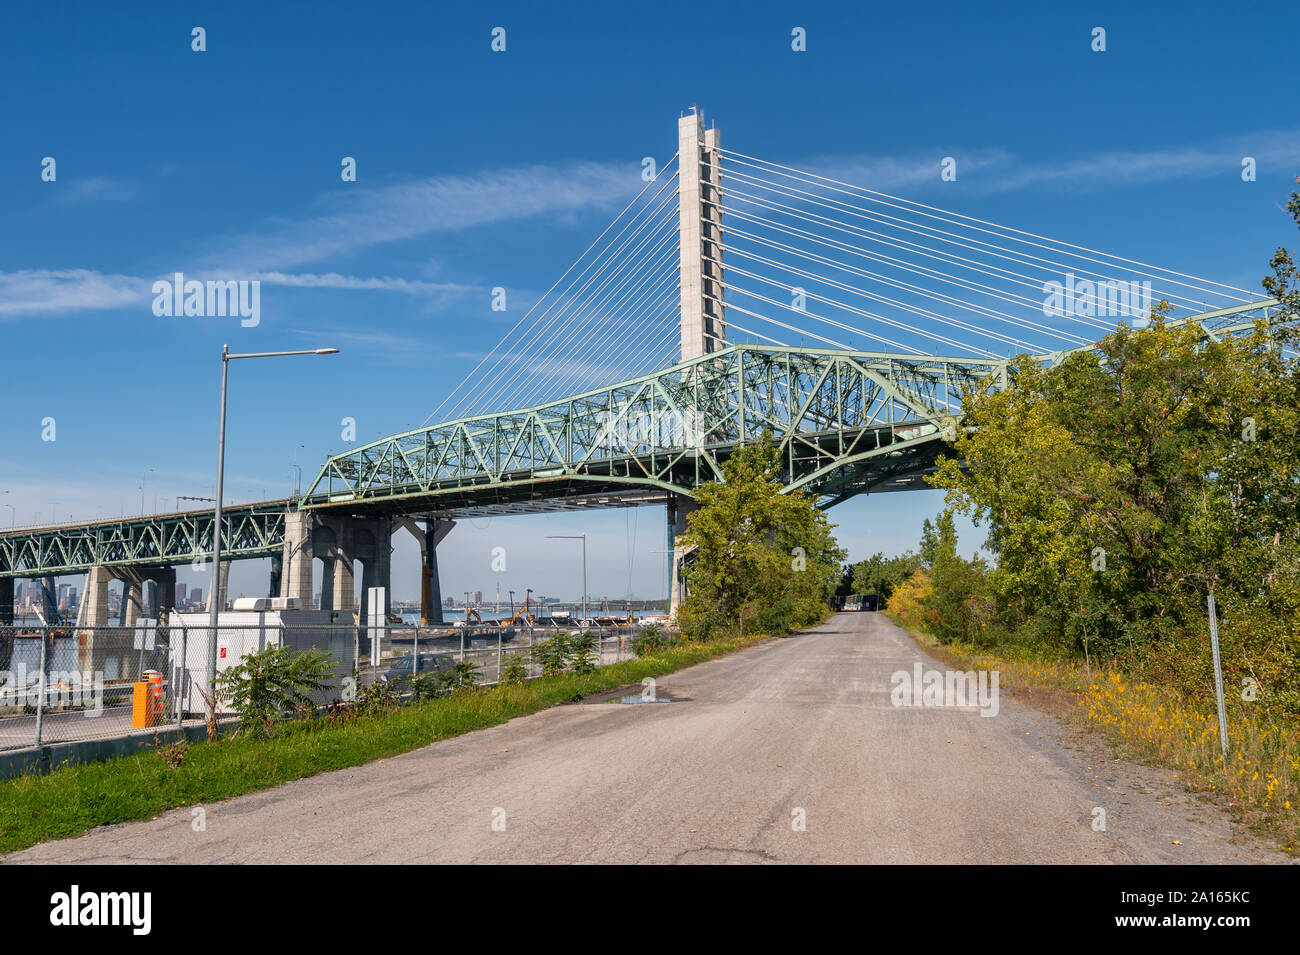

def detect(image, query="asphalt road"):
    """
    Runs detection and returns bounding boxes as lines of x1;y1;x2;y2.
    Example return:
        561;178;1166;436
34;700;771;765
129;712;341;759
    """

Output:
5;612;1287;864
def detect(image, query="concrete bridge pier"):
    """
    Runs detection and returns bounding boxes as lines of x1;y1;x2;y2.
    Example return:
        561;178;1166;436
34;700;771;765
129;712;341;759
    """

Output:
141;567;176;619
331;547;355;617
421;519;454;626
357;517;392;626
395;517;455;625
37;577;58;625
268;555;282;603
668;495;699;619
119;571;144;627
80;566;113;627
279;510;314;606
277;511;394;622
205;561;231;613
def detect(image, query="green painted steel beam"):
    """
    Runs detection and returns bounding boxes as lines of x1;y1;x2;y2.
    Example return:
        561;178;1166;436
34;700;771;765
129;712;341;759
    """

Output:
0;503;288;578
298;343;1006;516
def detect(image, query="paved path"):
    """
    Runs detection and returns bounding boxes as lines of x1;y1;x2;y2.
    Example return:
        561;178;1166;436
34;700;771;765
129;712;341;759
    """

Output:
5;613;1287;863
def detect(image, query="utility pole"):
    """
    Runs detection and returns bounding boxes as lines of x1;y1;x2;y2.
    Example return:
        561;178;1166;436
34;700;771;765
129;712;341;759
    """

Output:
546;535;587;627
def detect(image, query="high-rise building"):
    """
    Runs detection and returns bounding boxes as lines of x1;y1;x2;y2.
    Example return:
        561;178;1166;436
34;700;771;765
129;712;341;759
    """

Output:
190;587;202;608
177;582;188;605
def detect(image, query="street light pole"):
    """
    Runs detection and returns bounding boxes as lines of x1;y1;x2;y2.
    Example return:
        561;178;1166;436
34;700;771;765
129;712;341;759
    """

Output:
545;534;587;627
292;443;305;497
139;468;155;516
205;345;339;720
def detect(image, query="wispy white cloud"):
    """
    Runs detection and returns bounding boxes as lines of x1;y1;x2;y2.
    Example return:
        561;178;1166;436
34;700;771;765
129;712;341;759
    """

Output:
1;159;643;320
0;269;147;318
254;271;474;294
797;129;1300;197
58;176;138;204
9;131;1295;322
203;160;643;273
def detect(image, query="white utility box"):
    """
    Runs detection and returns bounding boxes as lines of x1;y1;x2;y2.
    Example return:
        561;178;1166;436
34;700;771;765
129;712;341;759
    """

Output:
168;608;351;715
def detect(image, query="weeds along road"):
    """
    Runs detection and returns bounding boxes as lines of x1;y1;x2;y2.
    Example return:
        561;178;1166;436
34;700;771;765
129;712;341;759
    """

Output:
5;612;1288;864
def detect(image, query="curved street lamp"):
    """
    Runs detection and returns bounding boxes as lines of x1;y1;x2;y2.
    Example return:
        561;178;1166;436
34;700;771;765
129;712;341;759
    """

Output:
206;345;339;718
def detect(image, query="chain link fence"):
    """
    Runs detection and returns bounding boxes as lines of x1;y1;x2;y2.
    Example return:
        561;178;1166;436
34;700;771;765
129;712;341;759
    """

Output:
0;621;648;752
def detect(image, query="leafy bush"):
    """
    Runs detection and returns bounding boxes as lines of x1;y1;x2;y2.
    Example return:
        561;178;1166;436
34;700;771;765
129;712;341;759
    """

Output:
215;644;335;738
567;631;598;673
531;635;570;675
353;678;399;717
406;670;441;702
499;651;530;685
438;661;480;692
632;624;668;656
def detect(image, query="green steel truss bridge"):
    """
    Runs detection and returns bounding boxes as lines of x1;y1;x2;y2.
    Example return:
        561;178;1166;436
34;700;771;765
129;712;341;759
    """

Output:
0;503;288;578
0;112;1291;582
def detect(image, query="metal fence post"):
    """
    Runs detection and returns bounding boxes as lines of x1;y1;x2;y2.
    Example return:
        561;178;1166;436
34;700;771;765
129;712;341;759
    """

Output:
496;628;502;684
35;627;48;748
1208;591;1229;761
459;627;465;664
177;624;188;726
413;622;420;675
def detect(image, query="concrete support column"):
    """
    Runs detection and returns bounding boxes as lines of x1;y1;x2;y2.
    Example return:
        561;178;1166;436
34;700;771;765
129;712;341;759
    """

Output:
145;567;176;618
332;555;355;616
0;578;13;626
268;555;282;601
359;516;392;627
319;557;336;611
421;519;456;625
278;510;314;605
38;577;58;625
668;495;699;619
205;561;231;613
121;579;143;627
82;566;113;627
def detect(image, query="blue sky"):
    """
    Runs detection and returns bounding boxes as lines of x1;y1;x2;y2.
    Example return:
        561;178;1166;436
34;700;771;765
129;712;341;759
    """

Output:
2;0;1298;603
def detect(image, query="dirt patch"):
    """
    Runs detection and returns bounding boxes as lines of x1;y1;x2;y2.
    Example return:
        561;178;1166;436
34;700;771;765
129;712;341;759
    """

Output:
1004;685;1083;718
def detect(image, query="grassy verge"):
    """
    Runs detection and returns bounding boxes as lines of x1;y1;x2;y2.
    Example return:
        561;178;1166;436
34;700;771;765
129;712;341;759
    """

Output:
887;612;1300;854
0;635;759;855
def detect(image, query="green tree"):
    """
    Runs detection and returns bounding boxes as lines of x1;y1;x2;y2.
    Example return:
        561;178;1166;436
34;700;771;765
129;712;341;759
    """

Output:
850;551;922;607
925;197;1300;708
678;438;845;639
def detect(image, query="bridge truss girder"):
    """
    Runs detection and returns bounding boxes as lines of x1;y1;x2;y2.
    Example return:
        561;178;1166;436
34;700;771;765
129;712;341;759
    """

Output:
299;344;1009;515
0;505;286;578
